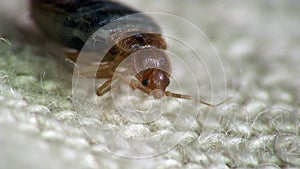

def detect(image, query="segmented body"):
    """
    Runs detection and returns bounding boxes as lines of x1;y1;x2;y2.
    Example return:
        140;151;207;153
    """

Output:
31;0;227;105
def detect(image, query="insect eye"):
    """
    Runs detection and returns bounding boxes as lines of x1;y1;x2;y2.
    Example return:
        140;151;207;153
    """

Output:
141;79;149;87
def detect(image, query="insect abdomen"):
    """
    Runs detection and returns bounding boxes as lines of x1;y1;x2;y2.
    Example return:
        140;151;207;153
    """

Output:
31;0;141;50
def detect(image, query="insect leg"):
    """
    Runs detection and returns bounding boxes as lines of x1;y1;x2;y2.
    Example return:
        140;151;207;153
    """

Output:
76;62;116;78
74;61;116;96
96;72;149;96
113;72;151;94
96;78;113;96
65;50;80;62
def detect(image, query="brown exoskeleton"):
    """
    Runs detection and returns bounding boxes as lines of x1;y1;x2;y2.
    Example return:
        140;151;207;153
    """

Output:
31;0;227;106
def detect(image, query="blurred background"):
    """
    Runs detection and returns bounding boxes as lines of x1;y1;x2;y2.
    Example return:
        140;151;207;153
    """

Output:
0;0;299;169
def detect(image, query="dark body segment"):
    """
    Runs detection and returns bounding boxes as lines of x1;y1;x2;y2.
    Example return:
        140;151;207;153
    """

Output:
31;0;144;50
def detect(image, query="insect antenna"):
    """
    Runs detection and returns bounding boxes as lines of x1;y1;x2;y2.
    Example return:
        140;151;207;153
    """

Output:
164;91;229;107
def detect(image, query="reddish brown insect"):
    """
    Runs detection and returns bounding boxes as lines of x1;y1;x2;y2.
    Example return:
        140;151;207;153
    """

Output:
31;0;226;106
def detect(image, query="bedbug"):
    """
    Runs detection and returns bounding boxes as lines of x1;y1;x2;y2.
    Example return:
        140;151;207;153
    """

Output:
31;0;226;106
